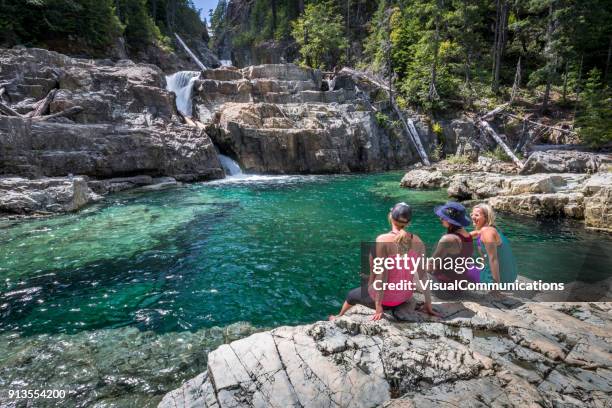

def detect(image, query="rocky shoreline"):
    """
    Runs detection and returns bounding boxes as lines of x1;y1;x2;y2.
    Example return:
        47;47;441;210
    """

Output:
400;150;612;232
159;298;612;408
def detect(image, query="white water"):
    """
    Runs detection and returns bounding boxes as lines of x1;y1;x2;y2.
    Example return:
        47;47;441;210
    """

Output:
207;174;321;185
220;59;233;67
218;154;243;176
165;71;200;117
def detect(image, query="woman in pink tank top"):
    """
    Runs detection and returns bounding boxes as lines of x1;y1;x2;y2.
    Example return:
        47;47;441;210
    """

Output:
330;203;439;321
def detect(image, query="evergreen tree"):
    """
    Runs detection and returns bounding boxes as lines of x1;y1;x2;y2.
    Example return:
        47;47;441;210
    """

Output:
291;1;348;69
576;68;612;147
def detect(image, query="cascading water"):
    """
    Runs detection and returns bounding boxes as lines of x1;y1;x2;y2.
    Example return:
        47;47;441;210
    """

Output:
166;70;245;179
218;154;242;176
165;71;200;117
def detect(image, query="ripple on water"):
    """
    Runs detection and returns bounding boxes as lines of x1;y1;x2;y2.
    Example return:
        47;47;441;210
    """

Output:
0;322;261;407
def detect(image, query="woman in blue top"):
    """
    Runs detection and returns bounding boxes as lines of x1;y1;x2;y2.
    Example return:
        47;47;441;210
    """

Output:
468;203;517;284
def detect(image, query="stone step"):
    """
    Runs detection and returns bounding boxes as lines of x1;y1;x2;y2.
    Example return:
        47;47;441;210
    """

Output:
200;68;243;81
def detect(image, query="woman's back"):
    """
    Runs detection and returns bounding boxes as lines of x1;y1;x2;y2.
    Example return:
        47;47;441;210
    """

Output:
369;231;424;306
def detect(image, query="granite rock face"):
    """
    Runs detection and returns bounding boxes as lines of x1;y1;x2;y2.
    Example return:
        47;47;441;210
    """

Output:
159;302;612;408
0;47;223;215
194;64;435;173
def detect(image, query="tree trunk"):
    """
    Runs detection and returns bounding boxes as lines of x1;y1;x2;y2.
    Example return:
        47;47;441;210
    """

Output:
346;0;350;63
510;56;521;103
298;0;304;13
562;60;569;103
33;106;83;122
479;120;524;169
604;35;612;84
271;0;277;31
0;101;22;117
541;3;555;113
491;0;508;94
573;54;584;119
175;33;207;70
151;0;157;21
429;5;441;101
29;89;57;117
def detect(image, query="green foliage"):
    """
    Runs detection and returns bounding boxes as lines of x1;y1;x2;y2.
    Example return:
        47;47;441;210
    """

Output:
430;143;444;162
0;0;122;55
432;122;443;136
375;112;390;128
576;68;612;148
0;0;206;56
445;154;471;165
482;146;512;162
291;1;348;69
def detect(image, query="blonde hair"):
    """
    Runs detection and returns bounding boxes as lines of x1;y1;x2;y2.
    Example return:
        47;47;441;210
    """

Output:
388;213;412;250
474;203;496;226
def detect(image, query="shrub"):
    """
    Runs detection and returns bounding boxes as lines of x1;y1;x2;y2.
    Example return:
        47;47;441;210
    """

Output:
445;154;471;165
375;112;390;128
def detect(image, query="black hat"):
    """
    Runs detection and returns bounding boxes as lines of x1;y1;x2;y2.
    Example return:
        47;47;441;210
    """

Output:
434;201;471;227
390;202;412;224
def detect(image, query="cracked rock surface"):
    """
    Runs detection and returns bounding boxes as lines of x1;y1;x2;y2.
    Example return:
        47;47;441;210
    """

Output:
159;301;612;408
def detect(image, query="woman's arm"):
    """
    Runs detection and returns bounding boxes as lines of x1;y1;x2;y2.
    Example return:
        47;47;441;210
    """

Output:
372;235;389;320
481;228;501;283
428;234;459;274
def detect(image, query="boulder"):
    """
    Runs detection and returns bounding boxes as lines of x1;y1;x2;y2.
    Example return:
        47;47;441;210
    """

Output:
0;176;99;215
521;150;612;174
400;169;448;189
489;192;585;218
584;186;612;232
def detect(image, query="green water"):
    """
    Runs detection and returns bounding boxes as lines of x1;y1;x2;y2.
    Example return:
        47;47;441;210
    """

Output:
0;172;610;406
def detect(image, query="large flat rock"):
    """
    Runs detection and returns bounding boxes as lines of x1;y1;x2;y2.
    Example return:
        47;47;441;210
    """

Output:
159;302;612;408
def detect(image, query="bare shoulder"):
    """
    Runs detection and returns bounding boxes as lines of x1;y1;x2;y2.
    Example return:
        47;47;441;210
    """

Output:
480;226;500;242
439;233;459;243
376;233;395;243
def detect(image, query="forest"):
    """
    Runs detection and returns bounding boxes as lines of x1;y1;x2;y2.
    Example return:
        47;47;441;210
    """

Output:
1;0;610;146
210;0;611;147
0;0;208;56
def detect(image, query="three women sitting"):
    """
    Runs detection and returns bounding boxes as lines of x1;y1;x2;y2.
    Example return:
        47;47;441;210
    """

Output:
330;201;517;321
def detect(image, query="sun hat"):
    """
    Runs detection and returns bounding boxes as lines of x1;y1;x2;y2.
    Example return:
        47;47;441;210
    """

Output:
434;201;471;227
390;202;412;224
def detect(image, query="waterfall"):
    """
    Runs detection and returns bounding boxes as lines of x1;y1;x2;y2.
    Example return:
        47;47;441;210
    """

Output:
218;154;243;176
165;71;200;117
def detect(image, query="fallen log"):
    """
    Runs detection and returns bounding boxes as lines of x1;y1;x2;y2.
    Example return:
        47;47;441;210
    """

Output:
174;33;207;71
0;101;22;117
393;104;431;166
481;103;509;120
29;89;58;117
33;106;82;121
478;120;524;169
502;112;577;135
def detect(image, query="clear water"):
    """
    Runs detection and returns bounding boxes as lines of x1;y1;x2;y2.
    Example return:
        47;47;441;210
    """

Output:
0;172;610;406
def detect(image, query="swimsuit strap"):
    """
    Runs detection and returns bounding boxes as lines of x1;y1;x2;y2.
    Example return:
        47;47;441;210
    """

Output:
450;231;472;242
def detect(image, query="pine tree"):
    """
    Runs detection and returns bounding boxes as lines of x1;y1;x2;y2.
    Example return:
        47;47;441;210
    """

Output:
291;1;348;69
